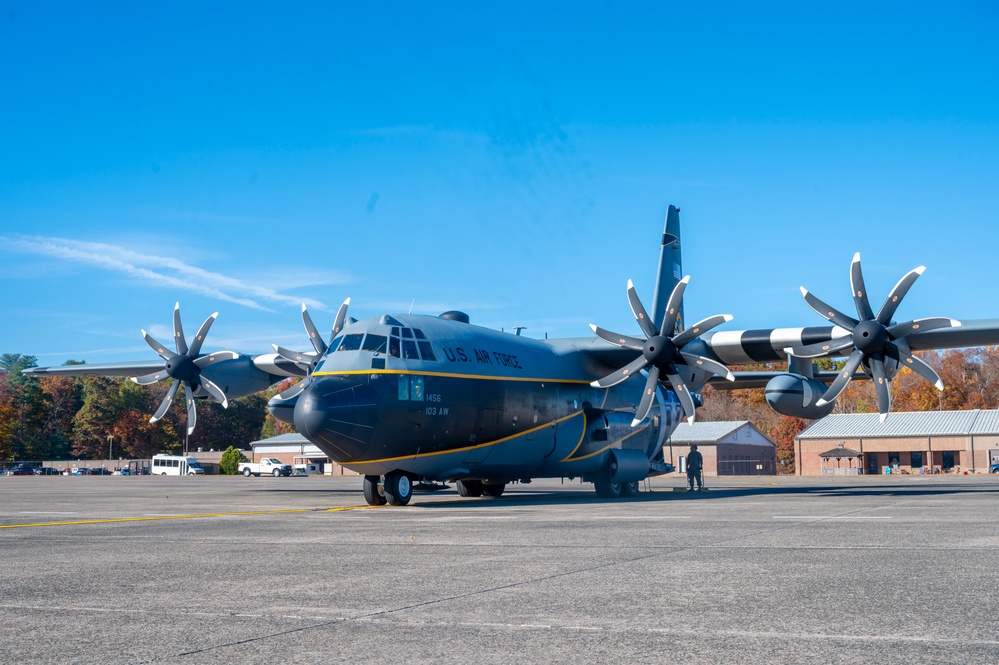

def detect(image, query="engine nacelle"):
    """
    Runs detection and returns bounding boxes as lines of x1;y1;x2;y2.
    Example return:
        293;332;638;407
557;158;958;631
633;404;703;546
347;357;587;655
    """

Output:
764;373;835;420
608;448;651;483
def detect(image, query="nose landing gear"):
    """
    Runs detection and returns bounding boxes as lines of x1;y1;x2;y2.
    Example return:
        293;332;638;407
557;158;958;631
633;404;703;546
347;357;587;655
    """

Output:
363;472;413;506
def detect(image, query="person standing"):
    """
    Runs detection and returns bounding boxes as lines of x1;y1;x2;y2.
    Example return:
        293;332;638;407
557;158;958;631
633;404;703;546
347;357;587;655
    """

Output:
687;444;703;491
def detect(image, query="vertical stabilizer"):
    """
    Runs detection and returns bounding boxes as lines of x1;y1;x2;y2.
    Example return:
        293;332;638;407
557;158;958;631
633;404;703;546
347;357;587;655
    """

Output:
650;205;683;335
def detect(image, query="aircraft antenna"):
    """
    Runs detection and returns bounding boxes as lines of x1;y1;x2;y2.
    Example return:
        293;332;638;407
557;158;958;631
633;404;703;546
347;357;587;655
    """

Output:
513;326;527;336
408;299;415;314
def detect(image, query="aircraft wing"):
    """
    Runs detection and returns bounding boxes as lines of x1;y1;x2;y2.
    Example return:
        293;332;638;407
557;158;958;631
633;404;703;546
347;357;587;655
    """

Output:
23;361;166;378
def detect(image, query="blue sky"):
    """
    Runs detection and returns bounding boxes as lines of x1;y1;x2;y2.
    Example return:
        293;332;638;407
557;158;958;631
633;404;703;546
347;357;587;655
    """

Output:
2;2;998;365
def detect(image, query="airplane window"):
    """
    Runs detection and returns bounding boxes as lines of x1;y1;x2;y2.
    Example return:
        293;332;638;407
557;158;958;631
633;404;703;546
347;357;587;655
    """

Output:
389;336;401;358
338;334;364;351
411;376;424;401
398;375;409;400
391;326;400;336
413;329;427;340
328;336;344;352
361;334;387;353
401;328;414;338
417;341;437;361
403;340;419;360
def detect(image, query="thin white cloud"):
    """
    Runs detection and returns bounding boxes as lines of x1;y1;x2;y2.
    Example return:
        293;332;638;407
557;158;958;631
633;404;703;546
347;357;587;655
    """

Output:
1;235;336;312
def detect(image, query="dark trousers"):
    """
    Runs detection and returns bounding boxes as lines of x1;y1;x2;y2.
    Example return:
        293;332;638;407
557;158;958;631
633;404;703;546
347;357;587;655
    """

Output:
687;469;702;490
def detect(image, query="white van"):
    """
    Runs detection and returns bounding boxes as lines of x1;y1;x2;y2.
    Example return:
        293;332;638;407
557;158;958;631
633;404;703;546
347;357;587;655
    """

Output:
151;454;205;476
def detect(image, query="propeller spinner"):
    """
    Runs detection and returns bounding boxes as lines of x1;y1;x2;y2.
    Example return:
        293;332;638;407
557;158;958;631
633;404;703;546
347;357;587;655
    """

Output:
784;253;960;422
132;303;238;435
590;277;734;426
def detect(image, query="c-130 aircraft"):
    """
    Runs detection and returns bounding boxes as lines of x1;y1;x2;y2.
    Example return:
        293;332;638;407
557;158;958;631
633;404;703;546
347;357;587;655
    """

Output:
25;206;999;505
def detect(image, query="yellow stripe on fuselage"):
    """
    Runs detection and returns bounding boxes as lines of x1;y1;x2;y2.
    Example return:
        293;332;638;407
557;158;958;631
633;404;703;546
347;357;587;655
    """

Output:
312;368;593;384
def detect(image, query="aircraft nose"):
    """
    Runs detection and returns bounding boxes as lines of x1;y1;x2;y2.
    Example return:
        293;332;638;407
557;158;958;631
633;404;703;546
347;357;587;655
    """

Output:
293;376;379;461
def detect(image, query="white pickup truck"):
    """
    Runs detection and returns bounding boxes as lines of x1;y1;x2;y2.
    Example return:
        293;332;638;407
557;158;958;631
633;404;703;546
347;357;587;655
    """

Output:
238;458;292;477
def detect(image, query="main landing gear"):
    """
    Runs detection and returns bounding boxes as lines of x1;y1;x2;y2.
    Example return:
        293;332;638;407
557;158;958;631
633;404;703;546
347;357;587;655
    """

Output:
592;467;640;499
363;472;413;506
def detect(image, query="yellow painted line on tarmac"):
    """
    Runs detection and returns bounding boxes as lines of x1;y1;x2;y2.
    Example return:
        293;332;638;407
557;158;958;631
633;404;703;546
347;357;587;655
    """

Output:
0;505;377;529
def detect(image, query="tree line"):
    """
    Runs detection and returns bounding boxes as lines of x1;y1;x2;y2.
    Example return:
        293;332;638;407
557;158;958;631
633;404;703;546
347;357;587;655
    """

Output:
4;348;998;468
0;353;298;462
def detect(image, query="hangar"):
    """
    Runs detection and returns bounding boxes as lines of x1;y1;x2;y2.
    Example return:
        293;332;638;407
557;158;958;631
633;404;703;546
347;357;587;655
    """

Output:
665;420;777;476
795;409;999;475
248;432;354;475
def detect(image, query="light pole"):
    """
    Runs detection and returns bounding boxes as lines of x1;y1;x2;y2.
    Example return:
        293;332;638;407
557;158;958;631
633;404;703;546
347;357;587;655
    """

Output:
107;435;113;461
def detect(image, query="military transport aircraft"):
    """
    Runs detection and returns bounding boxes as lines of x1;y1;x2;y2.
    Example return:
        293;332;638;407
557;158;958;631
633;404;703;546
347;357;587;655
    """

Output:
24;206;999;505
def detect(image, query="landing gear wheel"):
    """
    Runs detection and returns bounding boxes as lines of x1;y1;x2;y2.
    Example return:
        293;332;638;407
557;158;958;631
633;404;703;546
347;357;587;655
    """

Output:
457;480;483;497
593;468;622;499
619;480;639;497
383;471;413;506
243;468;251;477
363;475;387;506
482;483;506;497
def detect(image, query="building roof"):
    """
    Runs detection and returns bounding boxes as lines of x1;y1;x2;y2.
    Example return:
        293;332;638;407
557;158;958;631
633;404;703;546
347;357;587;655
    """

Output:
249;432;309;447
798;410;999;439
671;421;751;443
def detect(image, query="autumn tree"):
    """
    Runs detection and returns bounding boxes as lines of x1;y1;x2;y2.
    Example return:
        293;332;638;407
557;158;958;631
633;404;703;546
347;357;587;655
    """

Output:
259;377;301;439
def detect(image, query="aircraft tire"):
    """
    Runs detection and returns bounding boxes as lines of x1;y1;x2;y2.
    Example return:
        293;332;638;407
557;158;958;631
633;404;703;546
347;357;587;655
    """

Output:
482;483;506;497
383;471;413;506
363;475;387;506
457;480;484;497
593;473;622;499
619;481;639;497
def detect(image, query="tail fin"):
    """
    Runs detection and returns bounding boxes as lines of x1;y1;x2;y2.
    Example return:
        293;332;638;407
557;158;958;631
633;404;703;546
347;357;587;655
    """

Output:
649;204;683;335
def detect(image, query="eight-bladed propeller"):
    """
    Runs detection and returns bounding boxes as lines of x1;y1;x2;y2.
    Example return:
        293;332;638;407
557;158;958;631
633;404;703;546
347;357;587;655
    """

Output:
271;298;351;401
132;303;239;435
590;277;734;426
784;253;960;422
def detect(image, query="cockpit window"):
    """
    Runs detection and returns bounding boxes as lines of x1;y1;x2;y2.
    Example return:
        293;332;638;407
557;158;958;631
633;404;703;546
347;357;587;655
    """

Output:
413;329;427;340
361;334;387;353
401;328;414;338
402;339;419;360
328;336;344;352
389;336;401;358
338;333;364;352
417;341;436;361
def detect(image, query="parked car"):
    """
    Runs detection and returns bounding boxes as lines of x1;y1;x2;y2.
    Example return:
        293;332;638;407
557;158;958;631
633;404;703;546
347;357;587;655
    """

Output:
7;464;35;476
37;467;62;476
990;462;999;474
90;468;112;476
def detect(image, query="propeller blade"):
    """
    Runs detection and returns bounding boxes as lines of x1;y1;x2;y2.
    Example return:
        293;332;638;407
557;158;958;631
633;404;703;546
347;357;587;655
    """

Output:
883;343;944;391
331;298;351;338
817;348;865;406
783;336;856;359
172;302;189;356
886;317;961;339
626;279;659;339
187;311;218;357
663;367;696;425
589;324;645;351
876;265;925;325
590;354;648;389
302;304;329;357
132;370;168;386
869;355;892;422
672;314;734;348
631;366;661;427
800;287;859;331
273;378;308;401
679;352;735;381
149;380;179;423
849;253;876;321
183;382;197;436
272;344;317;367
192;351;241;369
659;275;690;335
200;377;229;408
142;329;178;362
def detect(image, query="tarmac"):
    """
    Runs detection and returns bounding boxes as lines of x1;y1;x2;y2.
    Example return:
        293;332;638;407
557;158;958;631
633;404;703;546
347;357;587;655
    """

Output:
1;474;997;664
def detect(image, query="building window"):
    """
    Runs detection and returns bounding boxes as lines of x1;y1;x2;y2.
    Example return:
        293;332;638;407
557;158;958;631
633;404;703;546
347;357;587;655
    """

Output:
910;451;923;468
